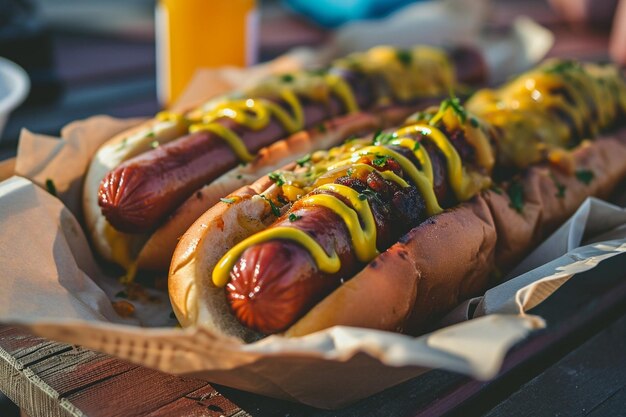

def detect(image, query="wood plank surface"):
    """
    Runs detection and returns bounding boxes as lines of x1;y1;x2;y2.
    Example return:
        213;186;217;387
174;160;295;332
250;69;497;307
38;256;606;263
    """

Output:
0;333;242;417
484;314;626;417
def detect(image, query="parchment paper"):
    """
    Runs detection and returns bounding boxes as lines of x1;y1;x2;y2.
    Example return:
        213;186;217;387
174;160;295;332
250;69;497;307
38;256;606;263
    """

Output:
0;17;600;409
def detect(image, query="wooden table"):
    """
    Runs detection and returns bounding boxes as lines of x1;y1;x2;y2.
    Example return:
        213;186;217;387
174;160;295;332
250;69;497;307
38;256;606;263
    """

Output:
2;1;625;416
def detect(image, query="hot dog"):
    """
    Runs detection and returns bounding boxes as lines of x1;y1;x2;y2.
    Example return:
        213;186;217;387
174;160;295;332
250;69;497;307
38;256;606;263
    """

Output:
84;45;488;274
168;59;626;341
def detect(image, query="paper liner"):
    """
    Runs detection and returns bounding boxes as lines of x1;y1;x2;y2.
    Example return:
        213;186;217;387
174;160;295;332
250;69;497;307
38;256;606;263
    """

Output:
0;19;592;408
2;158;625;408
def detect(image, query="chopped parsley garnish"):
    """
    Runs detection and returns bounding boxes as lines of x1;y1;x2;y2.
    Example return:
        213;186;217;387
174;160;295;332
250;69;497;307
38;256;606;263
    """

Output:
346;167;354;176
220;197;236;204
45;178;57;197
437;96;467;124
289;213;302;222
411;111;433;124
396;49;412;66
268;172;286;186
262;195;281;216
373;130;396;145
413;141;421;151
507;180;524;213
281;73;294;83
575;169;594;185
470;117;480;128
544;60;582;75
150;140;159;149
550;173;566;198
145;131;156;139
358;188;384;205
236;174;243;180
372;155;390;167
296;154;311;166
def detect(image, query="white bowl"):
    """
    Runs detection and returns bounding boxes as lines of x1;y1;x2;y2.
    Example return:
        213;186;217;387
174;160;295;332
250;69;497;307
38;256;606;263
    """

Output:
0;57;30;141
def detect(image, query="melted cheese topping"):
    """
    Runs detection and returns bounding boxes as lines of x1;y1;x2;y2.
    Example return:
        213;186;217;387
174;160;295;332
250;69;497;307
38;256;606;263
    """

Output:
467;60;626;168
336;46;455;102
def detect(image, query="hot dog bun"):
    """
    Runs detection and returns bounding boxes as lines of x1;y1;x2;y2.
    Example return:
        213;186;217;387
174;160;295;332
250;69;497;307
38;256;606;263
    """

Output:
84;45;479;274
84;106;412;274
168;59;626;341
169;131;626;341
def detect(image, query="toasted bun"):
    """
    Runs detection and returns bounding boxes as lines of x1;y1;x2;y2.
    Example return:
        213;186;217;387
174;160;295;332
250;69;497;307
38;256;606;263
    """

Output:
85;101;419;270
137;111;387;270
83;119;187;265
169;131;626;341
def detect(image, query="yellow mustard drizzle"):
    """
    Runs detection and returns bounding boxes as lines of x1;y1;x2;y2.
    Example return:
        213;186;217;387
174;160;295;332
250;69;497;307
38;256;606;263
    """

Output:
395;124;482;201
189;123;256;162
301;184;379;262
386;137;433;183
212;226;341;287
351;146;443;216
212;59;626;294
314;163;410;189
155;70;361;168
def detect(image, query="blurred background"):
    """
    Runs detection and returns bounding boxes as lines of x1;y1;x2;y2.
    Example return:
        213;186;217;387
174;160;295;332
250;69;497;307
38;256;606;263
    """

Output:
0;0;622;161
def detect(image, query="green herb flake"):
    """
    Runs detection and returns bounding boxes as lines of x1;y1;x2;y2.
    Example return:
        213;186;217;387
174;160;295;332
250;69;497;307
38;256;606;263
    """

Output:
281;73;294;83
550;173;566;198
358;193;368;201
396;49;412;66
507;180;524;213
470;117;480;128
413;141;421;151
236;174;243;180
150;140;159;149
261;195;281;217
444;97;467;124
296;154;312;167
360;188;384;205
268;172;286;186
145;131;156;139
220;197;236;204
289;213;302;222
372;154;390;167
575;169;594;185
544;60;582;75
45;178;57;197
346;167;355;176
373;130;395;145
